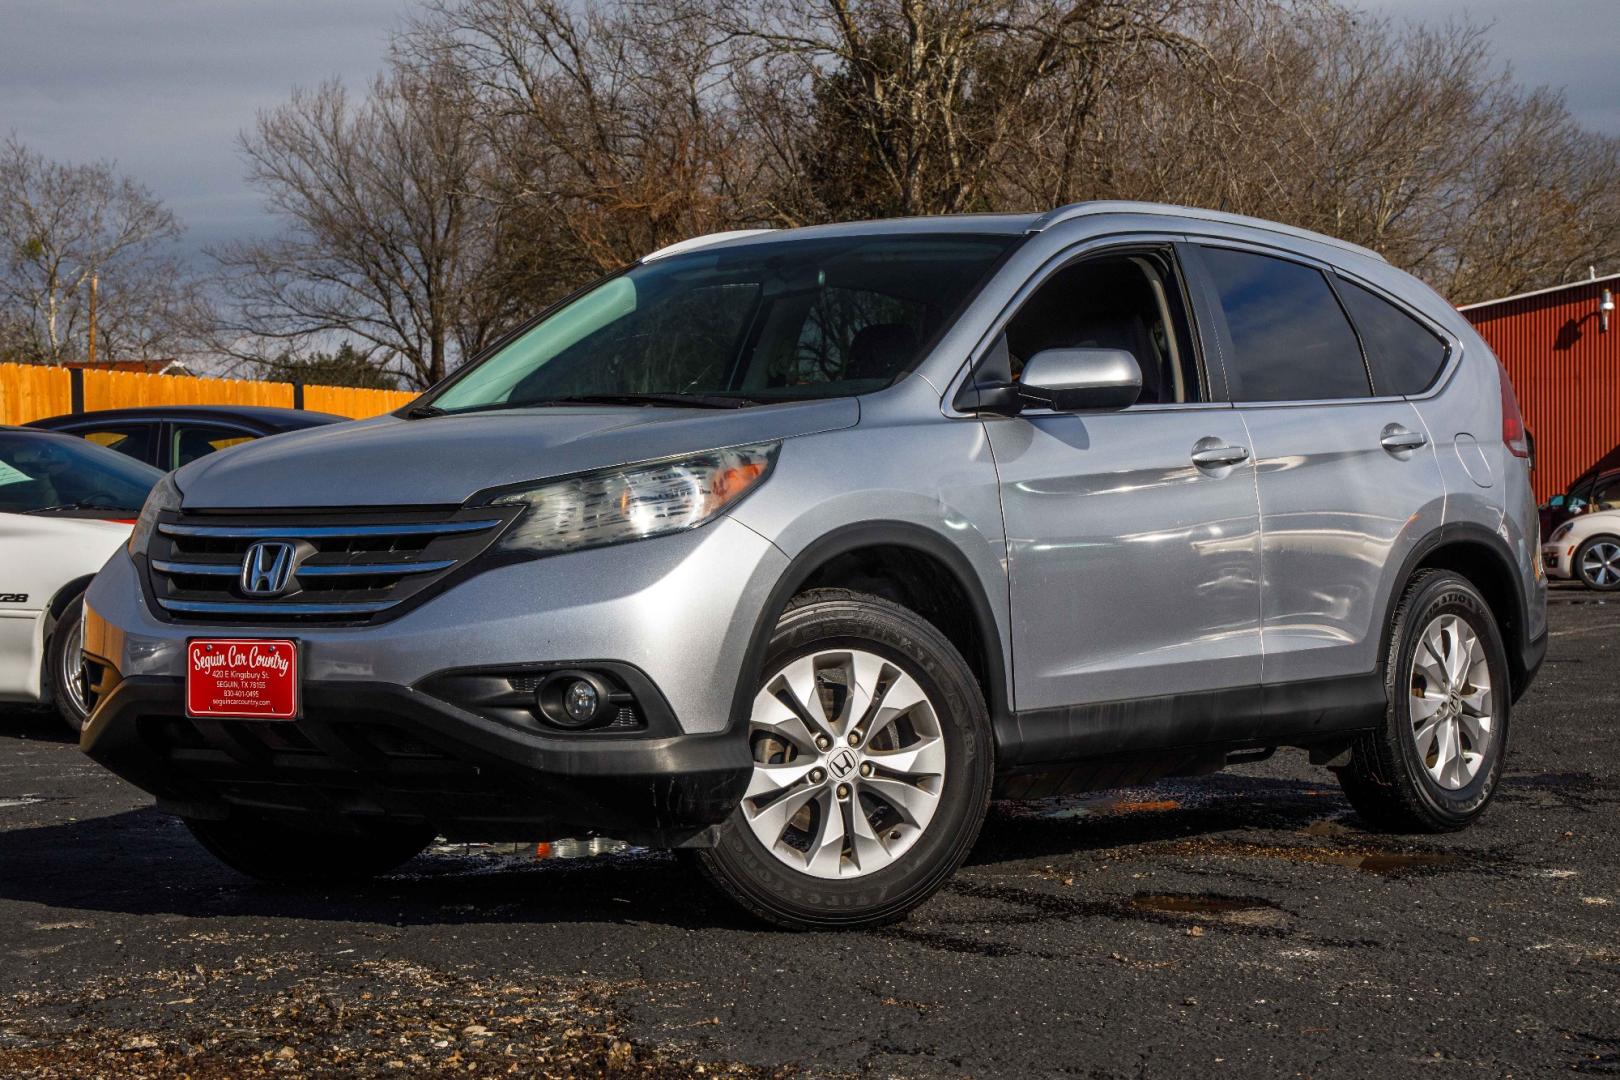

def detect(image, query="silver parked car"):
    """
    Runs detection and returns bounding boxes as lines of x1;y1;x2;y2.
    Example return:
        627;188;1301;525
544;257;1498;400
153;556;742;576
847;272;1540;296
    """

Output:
81;203;1546;928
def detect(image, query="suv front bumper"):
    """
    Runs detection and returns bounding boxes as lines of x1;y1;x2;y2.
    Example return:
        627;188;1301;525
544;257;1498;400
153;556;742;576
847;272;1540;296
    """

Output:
81;673;751;844
78;516;787;843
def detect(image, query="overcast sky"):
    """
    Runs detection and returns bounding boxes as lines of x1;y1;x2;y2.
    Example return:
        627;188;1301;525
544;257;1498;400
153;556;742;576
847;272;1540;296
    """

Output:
2;0;1616;267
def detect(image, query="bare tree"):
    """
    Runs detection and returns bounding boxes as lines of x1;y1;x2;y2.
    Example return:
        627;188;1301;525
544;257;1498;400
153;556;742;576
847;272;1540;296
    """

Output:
217;64;514;388
0;135;200;364
406;0;769;277
727;0;1204;221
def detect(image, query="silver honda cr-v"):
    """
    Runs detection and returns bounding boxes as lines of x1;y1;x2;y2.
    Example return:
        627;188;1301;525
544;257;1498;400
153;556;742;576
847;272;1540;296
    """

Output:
81;202;1546;929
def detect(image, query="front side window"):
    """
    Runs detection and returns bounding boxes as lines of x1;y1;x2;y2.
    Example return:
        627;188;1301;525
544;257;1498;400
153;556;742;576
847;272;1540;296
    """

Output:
1200;246;1370;402
428;235;1015;413
0;432;162;514
1336;279;1449;395
998;250;1201;404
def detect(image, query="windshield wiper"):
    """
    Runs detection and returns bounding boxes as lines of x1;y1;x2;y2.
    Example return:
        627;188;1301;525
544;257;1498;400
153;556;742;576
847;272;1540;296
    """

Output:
403;403;444;419
530;393;756;410
26;503;135;515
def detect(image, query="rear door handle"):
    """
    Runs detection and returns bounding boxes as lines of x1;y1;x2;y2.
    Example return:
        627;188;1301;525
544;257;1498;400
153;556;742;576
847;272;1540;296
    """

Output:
1380;427;1428;452
1191;444;1250;468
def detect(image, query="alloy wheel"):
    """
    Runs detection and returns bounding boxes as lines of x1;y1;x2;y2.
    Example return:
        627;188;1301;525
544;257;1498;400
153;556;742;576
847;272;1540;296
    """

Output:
1579;540;1620;588
744;648;946;879
58;609;88;725
1409;614;1493;790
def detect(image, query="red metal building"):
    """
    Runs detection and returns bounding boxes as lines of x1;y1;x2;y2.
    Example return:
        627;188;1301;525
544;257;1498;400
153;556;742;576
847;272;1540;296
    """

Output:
1461;272;1620;503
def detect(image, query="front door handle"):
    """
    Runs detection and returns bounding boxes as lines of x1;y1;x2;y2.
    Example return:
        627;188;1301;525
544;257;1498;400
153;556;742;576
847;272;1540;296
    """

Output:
1380;427;1428;453
1191;444;1250;468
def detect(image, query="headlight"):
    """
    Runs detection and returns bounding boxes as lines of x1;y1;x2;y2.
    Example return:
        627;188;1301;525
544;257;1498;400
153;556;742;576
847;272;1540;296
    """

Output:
127;473;181;555
1550;522;1573;543
486;442;778;556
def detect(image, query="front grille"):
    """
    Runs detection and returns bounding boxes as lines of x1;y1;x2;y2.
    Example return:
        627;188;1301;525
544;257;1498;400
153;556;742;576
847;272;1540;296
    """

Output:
143;507;516;624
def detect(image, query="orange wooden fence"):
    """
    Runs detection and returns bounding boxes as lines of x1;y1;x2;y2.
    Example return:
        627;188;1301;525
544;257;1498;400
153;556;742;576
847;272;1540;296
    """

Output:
0;363;415;426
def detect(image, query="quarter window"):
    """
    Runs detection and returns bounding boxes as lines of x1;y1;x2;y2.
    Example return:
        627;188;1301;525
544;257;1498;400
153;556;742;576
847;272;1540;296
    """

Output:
1200;247;1370;402
1336;279;1449;395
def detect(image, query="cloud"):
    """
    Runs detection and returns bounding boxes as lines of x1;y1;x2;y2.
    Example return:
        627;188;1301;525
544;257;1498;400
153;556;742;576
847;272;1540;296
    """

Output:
0;0;409;262
1365;0;1620;135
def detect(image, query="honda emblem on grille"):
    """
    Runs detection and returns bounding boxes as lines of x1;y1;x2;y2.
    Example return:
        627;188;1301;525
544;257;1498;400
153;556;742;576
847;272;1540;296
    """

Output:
240;541;296;596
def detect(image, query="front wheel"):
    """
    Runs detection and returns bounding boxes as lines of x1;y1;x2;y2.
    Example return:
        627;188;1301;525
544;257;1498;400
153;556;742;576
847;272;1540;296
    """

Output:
695;589;993;930
186;815;435;884
1336;570;1510;832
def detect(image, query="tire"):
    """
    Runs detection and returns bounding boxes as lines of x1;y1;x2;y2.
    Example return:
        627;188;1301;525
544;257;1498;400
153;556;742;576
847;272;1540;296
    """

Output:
46;595;90;735
694;588;994;930
1574;534;1620;591
1336;570;1510;832
186;815;435;885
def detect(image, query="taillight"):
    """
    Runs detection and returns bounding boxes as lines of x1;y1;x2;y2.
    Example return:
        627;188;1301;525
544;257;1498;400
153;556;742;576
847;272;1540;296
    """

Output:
1499;364;1530;459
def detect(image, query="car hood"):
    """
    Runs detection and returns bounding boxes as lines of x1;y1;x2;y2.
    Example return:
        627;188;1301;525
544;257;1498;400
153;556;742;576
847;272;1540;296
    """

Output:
174;398;860;509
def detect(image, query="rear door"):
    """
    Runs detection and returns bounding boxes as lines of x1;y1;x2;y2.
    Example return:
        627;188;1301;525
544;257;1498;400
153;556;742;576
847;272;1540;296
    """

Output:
1185;243;1445;687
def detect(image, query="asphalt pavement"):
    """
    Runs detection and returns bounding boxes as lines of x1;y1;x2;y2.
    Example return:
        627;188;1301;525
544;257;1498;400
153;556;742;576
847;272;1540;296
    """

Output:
1;587;1615;1078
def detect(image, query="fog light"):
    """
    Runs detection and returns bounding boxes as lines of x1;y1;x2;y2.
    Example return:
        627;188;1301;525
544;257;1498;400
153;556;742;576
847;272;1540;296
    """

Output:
564;679;599;724
535;670;616;729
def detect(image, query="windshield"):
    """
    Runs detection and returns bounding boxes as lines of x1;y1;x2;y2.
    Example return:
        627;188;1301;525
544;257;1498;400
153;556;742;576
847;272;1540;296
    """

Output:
427;234;1016;414
0;430;163;514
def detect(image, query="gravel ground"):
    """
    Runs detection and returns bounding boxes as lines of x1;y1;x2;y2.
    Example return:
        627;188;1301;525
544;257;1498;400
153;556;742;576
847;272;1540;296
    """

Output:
1;586;1615;1078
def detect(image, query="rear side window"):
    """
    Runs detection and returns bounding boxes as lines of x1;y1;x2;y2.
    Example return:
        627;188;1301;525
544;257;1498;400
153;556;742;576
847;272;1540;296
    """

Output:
1336;279;1449;395
1200;246;1370;402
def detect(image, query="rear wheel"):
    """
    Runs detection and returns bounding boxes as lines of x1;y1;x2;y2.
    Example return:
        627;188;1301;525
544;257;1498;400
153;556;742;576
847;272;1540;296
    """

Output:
186;815;435;884
1336;570;1510;832
695;589;993;929
47;597;90;735
1575;535;1620;590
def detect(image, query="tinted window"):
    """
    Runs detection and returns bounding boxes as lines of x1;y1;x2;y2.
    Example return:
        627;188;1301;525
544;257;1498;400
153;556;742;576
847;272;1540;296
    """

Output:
0;431;162;514
430;235;1015;412
172;423;257;469
76;423;157;465
1002;251;1201;404
1201;247;1370;401
1337;279;1449;395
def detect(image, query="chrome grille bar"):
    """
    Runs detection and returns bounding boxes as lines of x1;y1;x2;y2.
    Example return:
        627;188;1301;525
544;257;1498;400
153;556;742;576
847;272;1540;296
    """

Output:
156;599;399;617
151;559;457;578
158;520;500;540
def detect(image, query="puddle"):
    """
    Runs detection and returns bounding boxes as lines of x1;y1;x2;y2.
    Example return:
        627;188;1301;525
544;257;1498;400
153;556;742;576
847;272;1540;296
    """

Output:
1348;852;1465;875
1034;795;1183;821
1130;893;1279;916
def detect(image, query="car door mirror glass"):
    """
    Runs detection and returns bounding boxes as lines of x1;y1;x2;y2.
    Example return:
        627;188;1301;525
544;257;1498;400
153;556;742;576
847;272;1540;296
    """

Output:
1018;348;1142;412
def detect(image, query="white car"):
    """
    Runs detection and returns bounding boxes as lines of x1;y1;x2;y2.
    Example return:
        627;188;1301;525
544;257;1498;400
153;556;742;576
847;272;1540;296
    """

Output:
1543;508;1620;591
0;428;161;730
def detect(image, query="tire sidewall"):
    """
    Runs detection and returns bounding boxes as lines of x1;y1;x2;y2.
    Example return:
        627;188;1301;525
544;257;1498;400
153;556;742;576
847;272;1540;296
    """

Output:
48;597;89;733
1390;576;1510;823
710;596;992;925
1575;535;1620;591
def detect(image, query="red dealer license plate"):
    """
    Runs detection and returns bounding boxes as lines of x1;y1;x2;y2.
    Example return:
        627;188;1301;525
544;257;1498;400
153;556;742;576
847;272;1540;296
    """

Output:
186;639;299;720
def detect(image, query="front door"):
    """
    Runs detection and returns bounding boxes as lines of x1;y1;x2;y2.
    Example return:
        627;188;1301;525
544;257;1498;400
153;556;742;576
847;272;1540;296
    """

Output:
983;247;1263;716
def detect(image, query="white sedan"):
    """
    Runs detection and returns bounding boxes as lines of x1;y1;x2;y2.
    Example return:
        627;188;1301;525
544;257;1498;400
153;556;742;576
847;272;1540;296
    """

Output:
0;428;161;730
1543;508;1620;591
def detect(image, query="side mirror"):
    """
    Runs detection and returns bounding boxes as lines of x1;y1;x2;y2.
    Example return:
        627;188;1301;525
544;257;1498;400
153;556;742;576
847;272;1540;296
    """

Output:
1018;348;1142;412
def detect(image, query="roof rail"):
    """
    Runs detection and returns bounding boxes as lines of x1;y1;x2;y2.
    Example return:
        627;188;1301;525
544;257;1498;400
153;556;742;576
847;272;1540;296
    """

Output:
1029;201;1386;263
641;229;777;262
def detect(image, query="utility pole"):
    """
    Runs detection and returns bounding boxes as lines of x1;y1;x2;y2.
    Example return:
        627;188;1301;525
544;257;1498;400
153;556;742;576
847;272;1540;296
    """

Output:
86;272;98;365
